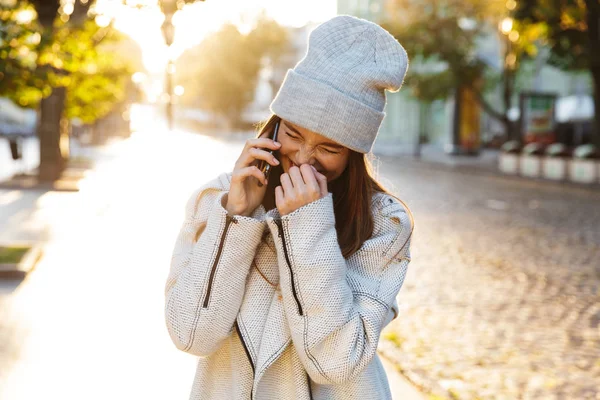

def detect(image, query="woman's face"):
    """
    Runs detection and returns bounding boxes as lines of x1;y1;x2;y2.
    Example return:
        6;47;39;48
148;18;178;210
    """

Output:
276;119;350;182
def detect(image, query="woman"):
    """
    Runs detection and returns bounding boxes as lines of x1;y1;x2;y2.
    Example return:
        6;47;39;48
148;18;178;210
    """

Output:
165;15;414;400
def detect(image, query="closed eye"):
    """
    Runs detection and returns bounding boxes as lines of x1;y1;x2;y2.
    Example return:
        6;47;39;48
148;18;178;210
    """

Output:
285;131;299;140
286;131;340;154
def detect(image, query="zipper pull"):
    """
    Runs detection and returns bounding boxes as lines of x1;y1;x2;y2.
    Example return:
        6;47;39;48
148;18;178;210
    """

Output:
274;218;283;237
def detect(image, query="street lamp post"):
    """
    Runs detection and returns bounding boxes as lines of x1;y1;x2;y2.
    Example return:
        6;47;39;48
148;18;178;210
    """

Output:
160;0;177;131
499;16;519;142
160;0;205;131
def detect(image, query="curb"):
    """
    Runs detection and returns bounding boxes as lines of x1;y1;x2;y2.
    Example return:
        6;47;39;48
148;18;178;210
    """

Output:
380;155;600;192
378;338;444;398
0;165;92;192
0;244;44;279
378;350;427;400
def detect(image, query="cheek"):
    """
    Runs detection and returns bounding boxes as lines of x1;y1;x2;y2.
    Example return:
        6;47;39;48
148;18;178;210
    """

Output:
319;156;349;179
276;137;294;157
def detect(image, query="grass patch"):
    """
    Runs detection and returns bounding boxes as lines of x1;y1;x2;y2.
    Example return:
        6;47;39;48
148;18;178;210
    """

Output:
0;246;30;264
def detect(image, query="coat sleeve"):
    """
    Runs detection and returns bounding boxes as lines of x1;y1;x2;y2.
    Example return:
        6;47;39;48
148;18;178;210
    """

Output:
266;193;413;384
164;174;266;357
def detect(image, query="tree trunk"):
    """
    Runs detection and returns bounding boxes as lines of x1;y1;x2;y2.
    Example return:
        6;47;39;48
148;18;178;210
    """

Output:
38;87;69;182
591;68;600;148
451;85;462;154
586;0;600;147
501;41;518;142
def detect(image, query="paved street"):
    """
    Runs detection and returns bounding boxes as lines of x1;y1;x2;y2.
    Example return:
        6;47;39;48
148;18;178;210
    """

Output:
0;122;598;399
377;155;600;399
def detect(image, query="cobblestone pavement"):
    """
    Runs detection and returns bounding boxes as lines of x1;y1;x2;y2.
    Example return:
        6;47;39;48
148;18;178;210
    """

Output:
375;156;600;400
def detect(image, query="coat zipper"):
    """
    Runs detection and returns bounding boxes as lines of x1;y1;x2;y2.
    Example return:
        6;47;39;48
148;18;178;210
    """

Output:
307;372;314;400
202;214;237;308
274;219;304;316
235;320;255;400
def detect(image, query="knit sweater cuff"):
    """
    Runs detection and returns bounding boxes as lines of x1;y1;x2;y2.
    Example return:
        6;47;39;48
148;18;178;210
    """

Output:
282;192;334;227
265;193;336;260
219;192;269;223
210;191;266;244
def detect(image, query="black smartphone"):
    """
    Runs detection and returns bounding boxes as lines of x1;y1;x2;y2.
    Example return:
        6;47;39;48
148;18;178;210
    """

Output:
256;120;280;187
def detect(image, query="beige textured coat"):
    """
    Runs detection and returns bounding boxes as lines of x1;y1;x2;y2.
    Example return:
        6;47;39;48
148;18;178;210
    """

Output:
164;172;413;400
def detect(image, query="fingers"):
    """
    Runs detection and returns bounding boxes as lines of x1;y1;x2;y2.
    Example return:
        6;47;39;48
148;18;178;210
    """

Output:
300;164;320;194
275;185;284;208
310;166;328;197
245;148;280;168
238;138;281;168
280;171;294;197
231;165;267;186
288;165;305;187
280;165;321;200
243;138;281;152
276;165;326;215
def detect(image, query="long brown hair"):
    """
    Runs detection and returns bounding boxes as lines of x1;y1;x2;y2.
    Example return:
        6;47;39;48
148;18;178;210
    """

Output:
256;114;413;259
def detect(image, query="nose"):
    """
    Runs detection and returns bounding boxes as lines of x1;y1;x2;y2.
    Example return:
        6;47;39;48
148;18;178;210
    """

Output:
295;144;316;166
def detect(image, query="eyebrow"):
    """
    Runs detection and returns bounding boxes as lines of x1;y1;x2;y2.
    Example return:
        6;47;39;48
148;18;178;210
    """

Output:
285;122;346;149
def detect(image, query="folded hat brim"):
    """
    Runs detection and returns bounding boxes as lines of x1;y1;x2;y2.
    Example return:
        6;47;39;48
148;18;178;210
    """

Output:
270;69;385;154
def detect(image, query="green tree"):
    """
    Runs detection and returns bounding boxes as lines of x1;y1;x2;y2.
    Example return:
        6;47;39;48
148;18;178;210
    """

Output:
0;0;135;181
513;0;600;147
175;15;290;129
247;12;291;98
382;0;524;141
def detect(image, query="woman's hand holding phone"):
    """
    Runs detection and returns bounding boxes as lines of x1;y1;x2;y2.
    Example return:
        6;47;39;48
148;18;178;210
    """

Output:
225;138;281;217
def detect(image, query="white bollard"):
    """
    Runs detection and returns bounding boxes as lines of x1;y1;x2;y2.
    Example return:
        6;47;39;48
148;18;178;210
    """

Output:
569;159;597;184
499;153;519;174
520;154;542;178
543;157;567;181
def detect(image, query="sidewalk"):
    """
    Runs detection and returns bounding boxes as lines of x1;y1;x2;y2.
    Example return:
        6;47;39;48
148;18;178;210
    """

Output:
373;144;501;174
0;136;130;245
374;143;600;191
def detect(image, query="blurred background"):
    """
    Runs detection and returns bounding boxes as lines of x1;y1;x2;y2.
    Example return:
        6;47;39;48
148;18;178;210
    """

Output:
0;0;599;399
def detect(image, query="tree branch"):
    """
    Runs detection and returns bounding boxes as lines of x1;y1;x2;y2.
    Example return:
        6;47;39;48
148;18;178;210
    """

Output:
466;83;507;124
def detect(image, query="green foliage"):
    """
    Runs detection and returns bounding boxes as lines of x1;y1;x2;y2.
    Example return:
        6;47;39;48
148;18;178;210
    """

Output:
175;15;290;126
0;1;49;106
382;0;510;103
64;26;136;123
513;0;591;70
0;0;137;123
246;11;290;69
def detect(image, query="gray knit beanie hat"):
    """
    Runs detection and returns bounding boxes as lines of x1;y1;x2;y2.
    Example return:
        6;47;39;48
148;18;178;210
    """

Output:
269;15;409;154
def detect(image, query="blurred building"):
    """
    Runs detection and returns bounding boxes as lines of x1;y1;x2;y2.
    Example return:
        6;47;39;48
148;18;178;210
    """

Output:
0;98;37;137
337;0;594;152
